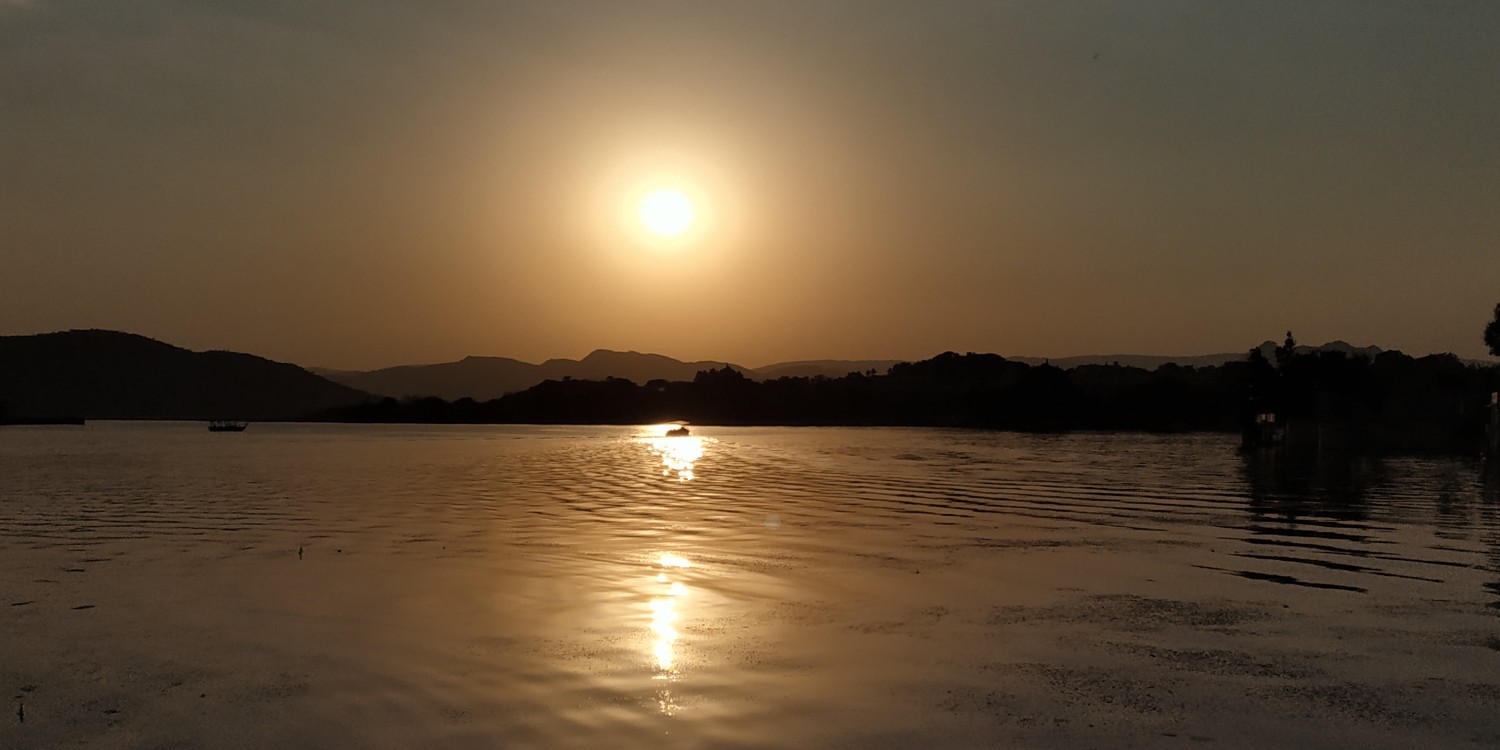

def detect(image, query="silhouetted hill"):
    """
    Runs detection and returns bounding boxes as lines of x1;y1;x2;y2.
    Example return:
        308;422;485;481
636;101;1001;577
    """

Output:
323;346;1500;454
543;350;747;386
322;351;1259;432
1012;352;1251;369
321;343;1401;401
1010;342;1384;371
327;355;541;402
751;359;904;379
742;343;1388;379
324;349;747;400
0;330;369;421
1255;339;1384;361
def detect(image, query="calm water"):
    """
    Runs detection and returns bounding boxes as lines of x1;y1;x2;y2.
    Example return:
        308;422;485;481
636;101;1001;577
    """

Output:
2;423;1498;749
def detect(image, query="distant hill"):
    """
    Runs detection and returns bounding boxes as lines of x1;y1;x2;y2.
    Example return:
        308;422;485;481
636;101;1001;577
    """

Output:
1281;340;1384;360
325;355;912;400
751;359;905;380
324;349;749;401
319;356;542;403
1011;352;1249;370
1012;341;1384;371
323;346;1499;454
0;330;369;421
321;343;1400;401
545;350;749;388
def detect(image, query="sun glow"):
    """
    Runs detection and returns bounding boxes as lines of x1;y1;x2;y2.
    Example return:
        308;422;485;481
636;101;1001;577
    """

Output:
638;188;695;238
590;152;734;254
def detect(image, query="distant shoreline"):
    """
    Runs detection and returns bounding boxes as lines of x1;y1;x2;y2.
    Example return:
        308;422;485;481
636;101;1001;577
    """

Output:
0;416;85;426
5;330;1496;456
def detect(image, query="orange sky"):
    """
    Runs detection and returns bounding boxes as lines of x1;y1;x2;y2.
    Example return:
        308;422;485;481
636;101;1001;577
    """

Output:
3;2;1498;369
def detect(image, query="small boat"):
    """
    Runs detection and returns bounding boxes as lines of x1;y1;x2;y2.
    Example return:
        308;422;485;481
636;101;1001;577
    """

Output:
208;420;249;432
665;426;691;437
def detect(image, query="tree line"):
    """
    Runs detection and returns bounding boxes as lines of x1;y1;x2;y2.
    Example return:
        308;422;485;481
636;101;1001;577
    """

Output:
320;342;1499;454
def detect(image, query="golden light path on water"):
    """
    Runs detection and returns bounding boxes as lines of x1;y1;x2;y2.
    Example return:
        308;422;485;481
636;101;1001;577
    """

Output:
650;553;692;715
639;425;706;715
643;426;705;482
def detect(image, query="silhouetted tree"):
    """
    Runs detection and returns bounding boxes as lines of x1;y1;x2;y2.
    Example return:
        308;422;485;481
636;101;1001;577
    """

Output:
1485;303;1500;356
1275;330;1297;369
1247;346;1278;399
691;367;758;422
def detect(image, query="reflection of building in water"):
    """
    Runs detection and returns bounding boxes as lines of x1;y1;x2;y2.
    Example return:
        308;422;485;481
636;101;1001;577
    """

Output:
643;428;705;482
648;552;692;714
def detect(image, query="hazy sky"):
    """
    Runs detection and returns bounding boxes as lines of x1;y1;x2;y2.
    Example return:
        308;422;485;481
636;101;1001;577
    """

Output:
3;1;1498;369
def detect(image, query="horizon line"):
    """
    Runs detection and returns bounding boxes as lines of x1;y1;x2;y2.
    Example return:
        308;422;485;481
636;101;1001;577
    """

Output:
7;327;1496;374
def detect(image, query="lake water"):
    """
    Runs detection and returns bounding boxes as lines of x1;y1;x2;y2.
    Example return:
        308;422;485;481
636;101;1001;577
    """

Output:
2;423;1498;749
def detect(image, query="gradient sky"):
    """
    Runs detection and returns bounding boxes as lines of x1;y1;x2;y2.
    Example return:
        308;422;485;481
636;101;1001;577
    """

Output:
3;1;1498;369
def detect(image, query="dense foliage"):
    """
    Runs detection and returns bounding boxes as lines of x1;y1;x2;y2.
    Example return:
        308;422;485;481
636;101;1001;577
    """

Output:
1247;336;1495;453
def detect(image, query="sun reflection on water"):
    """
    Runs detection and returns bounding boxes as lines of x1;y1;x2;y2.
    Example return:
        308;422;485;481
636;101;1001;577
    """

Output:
650;596;679;670
636;428;707;715
648;551;692;714
642;425;705;482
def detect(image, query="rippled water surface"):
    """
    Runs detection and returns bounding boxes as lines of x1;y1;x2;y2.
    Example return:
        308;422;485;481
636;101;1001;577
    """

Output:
3;423;1499;748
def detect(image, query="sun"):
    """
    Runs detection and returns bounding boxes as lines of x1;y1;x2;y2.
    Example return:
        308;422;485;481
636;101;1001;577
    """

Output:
638;188;695;238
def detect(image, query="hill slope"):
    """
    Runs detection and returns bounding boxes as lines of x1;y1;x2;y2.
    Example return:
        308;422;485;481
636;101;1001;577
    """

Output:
1009;341;1384;370
0;330;369;420
328;349;746;401
750;359;905;380
320;342;1398;401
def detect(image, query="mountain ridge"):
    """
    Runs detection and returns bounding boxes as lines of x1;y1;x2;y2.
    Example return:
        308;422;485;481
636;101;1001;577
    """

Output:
0;329;369;421
324;348;749;402
317;341;1408;401
8;329;1474;415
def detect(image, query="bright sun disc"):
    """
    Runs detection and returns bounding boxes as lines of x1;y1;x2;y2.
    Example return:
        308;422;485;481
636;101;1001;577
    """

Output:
638;188;694;238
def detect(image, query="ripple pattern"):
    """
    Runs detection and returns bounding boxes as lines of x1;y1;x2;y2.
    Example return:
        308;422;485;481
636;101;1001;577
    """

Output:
3;422;1499;748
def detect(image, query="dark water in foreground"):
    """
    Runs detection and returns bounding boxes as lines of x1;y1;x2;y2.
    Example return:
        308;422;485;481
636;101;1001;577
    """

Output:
2;423;1498;749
